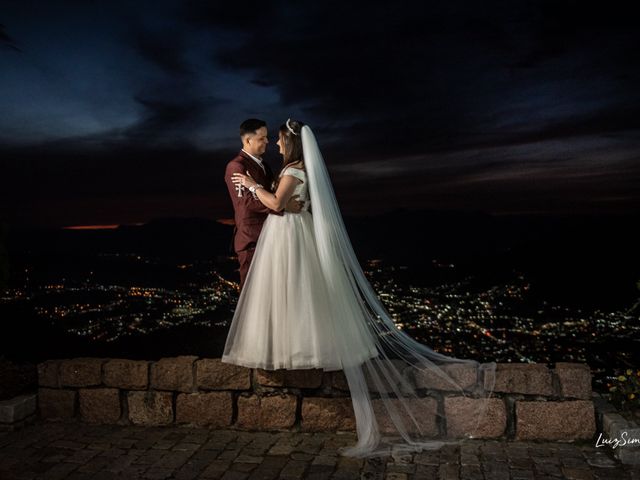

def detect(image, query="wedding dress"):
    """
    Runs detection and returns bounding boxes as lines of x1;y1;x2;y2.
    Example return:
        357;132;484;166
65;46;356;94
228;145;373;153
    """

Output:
222;165;379;370
222;125;497;458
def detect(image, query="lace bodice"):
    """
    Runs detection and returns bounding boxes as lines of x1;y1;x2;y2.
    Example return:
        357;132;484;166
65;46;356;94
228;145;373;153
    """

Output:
280;166;310;212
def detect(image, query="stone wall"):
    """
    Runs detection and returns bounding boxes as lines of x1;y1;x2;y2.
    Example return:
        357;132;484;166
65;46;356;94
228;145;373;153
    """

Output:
36;357;596;441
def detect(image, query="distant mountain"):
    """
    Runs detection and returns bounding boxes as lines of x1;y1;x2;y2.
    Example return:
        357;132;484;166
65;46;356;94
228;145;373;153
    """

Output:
5;210;639;310
8;217;235;261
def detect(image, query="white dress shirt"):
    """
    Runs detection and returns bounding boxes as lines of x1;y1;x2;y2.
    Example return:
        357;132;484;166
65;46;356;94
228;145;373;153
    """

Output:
241;149;266;173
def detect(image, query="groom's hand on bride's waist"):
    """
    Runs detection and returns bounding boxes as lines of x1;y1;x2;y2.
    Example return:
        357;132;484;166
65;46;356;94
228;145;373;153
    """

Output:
284;195;304;213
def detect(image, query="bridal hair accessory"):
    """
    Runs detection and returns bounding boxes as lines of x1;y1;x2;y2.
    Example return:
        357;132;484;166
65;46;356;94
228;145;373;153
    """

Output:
286;118;299;136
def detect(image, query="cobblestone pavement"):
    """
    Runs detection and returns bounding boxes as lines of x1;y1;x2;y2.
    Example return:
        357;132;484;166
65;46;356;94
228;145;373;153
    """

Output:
1;421;639;479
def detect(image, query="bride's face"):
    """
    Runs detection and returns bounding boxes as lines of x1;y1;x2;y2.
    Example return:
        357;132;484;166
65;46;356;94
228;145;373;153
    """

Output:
276;134;285;156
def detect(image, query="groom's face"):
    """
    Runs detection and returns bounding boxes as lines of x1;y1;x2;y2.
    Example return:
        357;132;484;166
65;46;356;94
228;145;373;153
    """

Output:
245;126;269;157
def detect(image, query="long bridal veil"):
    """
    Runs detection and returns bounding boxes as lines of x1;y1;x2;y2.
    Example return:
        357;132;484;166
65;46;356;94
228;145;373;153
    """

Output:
301;125;498;458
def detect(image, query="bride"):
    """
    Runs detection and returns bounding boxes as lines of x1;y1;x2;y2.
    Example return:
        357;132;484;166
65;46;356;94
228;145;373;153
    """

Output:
222;119;497;458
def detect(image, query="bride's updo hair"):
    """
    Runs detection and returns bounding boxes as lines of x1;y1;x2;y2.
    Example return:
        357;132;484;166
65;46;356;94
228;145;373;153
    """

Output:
279;119;304;168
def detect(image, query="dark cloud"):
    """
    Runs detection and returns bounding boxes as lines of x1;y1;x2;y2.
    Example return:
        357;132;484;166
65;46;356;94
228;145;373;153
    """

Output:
130;26;191;76
0;23;21;51
182;0;279;29
116;94;227;147
199;0;640;158
1;0;639;226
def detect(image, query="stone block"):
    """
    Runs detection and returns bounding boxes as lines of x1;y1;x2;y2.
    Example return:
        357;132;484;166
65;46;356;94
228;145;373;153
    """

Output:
283;369;324;389
366;359;412;394
301;397;355;432
128;391;174;425
599;412;640;464
320;371;334;389
196;359;251;390
150;356;198;392
554;362;592;400
331;361;413;394
331;371;349;391
103;359;149;390
255;369;285;387
79;388;121;424
38;388;76;419
445;397;507;439
489;363;554;396
373;397;439;436
602;412;629;436
59;358;104;387
515;400;596;440
0;394;37;423
176;392;233;427
37;360;61;388
413;363;478;392
237;394;297;430
615;428;640;465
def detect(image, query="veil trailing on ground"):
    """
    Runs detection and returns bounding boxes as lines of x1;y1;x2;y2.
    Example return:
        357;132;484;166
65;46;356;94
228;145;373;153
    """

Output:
301;125;498;458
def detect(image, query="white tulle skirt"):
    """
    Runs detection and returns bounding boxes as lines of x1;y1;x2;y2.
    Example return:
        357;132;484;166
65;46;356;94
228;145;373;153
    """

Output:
222;211;379;371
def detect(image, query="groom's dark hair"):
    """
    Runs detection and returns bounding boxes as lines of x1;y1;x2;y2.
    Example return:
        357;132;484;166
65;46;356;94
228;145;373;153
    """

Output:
239;118;267;138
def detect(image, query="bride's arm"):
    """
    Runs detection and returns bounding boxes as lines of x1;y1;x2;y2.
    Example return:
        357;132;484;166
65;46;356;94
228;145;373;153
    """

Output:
225;161;273;215
232;173;300;212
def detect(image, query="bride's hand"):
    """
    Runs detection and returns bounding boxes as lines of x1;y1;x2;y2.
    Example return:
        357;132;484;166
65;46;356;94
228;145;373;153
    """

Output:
285;195;304;213
231;171;256;189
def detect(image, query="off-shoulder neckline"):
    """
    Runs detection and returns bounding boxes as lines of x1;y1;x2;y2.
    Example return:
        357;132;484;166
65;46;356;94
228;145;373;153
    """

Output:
285;162;304;170
282;165;305;173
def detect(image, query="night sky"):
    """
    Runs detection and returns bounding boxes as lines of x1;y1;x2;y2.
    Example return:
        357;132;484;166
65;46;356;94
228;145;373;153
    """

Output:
1;0;639;227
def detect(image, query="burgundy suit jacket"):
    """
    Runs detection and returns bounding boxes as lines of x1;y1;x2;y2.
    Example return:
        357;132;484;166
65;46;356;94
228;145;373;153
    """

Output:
224;150;281;253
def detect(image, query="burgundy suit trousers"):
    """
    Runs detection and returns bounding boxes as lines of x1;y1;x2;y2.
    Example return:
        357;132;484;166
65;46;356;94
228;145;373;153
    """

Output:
237;247;256;290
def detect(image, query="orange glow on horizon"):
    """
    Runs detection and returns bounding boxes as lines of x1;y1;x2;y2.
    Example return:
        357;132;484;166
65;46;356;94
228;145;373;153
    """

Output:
63;220;233;230
63;225;120;230
62;223;143;230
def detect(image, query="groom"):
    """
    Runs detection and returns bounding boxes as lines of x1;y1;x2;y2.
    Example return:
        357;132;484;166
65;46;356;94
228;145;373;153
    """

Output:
224;118;302;288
